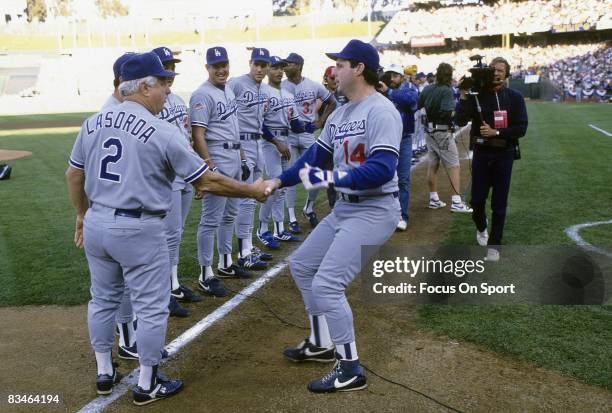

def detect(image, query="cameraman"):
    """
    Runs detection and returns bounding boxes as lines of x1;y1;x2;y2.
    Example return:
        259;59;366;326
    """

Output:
419;62;472;214
378;64;418;231
455;57;528;261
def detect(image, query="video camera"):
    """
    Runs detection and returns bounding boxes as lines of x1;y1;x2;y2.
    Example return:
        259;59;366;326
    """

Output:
459;55;495;94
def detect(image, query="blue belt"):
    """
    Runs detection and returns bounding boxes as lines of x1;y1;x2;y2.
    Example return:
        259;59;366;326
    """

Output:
271;129;289;137
339;191;399;203
240;133;262;141
222;142;241;150
115;208;166;218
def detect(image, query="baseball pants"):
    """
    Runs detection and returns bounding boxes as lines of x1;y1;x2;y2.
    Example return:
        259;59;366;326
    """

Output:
286;132;319;211
165;183;193;266
259;135;289;226
235;137;264;241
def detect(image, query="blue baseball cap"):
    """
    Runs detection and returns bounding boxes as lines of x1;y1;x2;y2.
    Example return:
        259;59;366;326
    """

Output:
251;47;270;63
269;56;286;67
427;72;434;77
206;46;229;65
416;72;426;79
283;52;304;65
325;39;380;73
113;52;135;80
120;52;176;81
151;46;181;64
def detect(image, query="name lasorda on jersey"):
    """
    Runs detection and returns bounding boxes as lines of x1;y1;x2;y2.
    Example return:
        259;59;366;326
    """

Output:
328;119;367;142
86;111;156;143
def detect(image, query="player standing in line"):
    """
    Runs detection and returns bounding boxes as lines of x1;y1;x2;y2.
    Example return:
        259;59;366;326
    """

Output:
257;55;306;245
152;46;202;319
66;52;270;403
227;47;276;269
266;40;401;393
191;47;254;297
282;52;336;231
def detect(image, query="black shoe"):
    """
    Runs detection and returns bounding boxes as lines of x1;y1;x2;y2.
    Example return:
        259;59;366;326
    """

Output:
251;247;273;261
96;362;122;395
303;210;319;228
171;285;202;303
118;344;169;361
288;221;302;234
283;338;336;363
132;372;184;406
198;276;229;297
217;264;253;279
168;296;191;317
307;357;367;393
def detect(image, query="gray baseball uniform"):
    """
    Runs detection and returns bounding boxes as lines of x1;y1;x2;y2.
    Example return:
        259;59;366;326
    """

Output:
190;80;241;268
69;100;208;366
227;75;269;246
288;92;401;346
259;85;299;227
281;77;332;210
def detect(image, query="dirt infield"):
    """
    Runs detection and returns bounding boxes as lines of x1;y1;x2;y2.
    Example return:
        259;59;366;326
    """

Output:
0;149;32;161
1;138;611;413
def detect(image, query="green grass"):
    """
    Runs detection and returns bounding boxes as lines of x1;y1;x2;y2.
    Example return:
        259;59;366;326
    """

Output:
420;102;612;390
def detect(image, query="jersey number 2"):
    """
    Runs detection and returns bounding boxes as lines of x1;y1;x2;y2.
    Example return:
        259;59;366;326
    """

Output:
343;141;366;165
99;137;122;182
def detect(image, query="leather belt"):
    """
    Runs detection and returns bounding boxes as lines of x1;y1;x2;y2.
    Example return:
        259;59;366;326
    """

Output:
339;191;399;203
115;208;166;218
239;133;262;141
222;142;241;150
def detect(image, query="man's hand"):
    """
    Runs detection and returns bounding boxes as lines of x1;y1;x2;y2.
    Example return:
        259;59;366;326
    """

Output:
205;158;215;171
377;81;389;94
250;177;271;202
264;178;281;195
74;215;84;248
480;121;498;138
275;141;291;159
194;190;203;200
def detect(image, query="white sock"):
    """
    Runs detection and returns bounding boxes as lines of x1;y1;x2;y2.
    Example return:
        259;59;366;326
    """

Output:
259;221;268;235
171;265;180;291
200;265;215;281
429;192;439;201
288;208;296;222
138;365;154;390
336;341;358;361
217;254;233;270
274;221;284;237
95;351;113;375
240;238;252;258
308;314;333;348
451;195;462;204
118;321;136;347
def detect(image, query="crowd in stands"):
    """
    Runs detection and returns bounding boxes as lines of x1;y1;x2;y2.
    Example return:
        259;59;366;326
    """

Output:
377;0;610;43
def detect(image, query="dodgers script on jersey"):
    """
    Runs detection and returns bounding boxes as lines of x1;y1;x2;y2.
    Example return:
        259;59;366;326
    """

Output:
282;77;331;124
69;101;208;212
264;86;300;130
317;92;401;196
228;75;269;133
190;81;240;142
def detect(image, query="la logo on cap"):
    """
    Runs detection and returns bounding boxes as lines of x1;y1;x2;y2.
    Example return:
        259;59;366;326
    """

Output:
259;49;264;55
164;48;171;56
215;49;221;56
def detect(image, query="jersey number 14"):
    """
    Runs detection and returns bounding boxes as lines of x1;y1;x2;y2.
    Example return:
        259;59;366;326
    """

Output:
343;141;366;165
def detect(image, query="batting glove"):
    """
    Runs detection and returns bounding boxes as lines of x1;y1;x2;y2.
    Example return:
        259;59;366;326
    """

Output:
304;122;317;134
298;163;347;190
241;159;251;181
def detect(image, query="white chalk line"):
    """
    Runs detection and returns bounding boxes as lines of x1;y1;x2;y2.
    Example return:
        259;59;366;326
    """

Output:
564;220;612;259
76;261;288;413
588;124;612;137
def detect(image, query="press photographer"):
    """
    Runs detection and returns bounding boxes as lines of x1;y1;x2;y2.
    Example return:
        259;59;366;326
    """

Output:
455;56;528;262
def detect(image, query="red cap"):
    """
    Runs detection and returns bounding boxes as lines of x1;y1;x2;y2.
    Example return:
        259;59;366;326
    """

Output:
324;66;335;78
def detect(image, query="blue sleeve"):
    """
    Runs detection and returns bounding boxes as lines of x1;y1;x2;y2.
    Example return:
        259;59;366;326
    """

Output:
262;122;275;142
334;151;398;190
289;118;306;133
388;85;418;111
278;141;332;187
499;91;528;139
454;97;473;127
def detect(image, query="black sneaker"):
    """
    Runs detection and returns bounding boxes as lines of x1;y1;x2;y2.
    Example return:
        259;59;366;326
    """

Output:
251;247;273;261
288;221;302;234
132;373;184;406
96;362;122;395
307;357;367;393
118;344;169;361
217;264;253;279
168;296;191;317
283;338;335;363
237;254;267;271
171;285;202;303
303;210;319;228
198;277;229;297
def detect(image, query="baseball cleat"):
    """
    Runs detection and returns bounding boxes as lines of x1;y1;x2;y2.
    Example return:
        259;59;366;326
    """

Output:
198;276;229;297
256;231;281;249
288;221;302;234
168;296;191;317
396;219;408;231
428;199;447;209
477;229;489;246
118;344;169;361
132;373;184;406
96;363;122;395
171;285;202;303
217;264;254;279
237;254;268;271
251;246;273;261
283;338;336;363
274;229;301;242
450;201;473;213
307;357;367;393
303;210;319;228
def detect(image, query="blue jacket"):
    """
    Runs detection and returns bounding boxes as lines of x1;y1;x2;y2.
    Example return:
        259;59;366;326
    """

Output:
387;82;418;137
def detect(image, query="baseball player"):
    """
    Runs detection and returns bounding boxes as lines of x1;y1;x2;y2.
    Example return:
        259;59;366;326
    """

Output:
190;46;254;296
266;40;401;392
257;55;307;245
152;46;202;318
227;47;275;269
282;52;336;231
66;52;270;403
